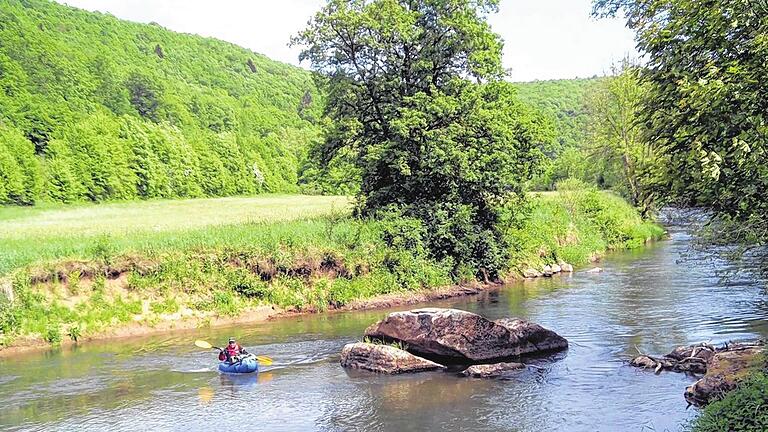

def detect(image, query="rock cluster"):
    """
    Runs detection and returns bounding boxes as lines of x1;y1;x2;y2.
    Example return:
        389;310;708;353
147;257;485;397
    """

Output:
522;262;575;279
339;308;568;377
629;341;765;406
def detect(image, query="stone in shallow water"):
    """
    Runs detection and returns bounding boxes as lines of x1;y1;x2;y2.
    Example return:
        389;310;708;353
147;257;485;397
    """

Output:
461;362;525;378
364;308;568;363
340;342;445;374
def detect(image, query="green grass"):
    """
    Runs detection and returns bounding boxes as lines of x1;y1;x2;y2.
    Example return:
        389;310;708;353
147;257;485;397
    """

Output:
0;194;349;274
506;184;665;272
0;190;663;348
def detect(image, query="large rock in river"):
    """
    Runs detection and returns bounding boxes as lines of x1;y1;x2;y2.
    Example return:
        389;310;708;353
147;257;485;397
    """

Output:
364;308;568;363
340;342;446;374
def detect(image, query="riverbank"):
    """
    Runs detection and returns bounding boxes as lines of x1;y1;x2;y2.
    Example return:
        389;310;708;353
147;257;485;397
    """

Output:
0;189;664;352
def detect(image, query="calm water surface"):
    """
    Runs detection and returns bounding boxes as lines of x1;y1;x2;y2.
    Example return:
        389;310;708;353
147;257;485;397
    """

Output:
1;214;767;431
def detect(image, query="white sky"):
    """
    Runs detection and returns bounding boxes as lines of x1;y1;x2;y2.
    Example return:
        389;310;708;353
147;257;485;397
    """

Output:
56;0;636;82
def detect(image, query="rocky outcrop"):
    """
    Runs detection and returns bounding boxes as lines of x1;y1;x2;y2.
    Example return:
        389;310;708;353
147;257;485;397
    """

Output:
630;341;765;406
461;362;525;378
684;346;763;406
364;308;568;363
340;342;446;374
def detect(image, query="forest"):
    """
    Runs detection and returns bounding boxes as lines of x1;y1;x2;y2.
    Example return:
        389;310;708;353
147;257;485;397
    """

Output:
0;0;324;205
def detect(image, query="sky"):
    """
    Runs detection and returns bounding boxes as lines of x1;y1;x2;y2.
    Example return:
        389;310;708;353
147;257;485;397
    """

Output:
56;0;637;82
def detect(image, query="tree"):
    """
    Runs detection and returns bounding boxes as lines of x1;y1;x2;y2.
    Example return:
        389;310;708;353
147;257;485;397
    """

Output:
294;0;551;277
594;0;768;231
584;62;656;214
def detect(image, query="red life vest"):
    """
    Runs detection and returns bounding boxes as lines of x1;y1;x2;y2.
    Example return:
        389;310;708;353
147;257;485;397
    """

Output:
219;343;243;361
225;343;243;357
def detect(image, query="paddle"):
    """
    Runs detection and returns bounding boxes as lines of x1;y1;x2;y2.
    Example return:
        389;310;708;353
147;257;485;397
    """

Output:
194;340;274;366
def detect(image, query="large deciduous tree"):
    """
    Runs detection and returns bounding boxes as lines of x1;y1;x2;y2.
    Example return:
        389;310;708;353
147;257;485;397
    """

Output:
594;0;768;241
293;0;551;278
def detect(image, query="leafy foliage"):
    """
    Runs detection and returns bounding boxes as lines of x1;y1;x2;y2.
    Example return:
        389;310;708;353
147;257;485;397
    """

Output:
0;0;325;204
594;0;768;238
294;0;552;277
515;78;601;190
583;63;659;215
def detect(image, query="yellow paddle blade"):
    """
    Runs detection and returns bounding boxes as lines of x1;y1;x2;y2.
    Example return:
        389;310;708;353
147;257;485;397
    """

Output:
195;340;213;349
255;356;273;366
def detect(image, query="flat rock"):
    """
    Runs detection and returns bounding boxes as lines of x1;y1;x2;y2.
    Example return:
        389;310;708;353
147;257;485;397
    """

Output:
340;342;446;374
364;308;568;363
462;362;525;378
684;347;763;406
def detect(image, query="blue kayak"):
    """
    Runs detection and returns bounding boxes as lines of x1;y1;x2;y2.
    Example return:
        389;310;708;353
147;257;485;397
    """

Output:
218;355;259;374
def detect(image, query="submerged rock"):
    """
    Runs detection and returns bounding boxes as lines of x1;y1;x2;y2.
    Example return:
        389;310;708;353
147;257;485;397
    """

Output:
340;342;446;374
585;267;603;274
364;308;568;363
684;346;763;406
461;362;525;378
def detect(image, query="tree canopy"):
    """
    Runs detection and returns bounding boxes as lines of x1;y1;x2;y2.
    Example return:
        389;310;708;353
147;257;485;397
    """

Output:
294;0;553;277
594;0;768;245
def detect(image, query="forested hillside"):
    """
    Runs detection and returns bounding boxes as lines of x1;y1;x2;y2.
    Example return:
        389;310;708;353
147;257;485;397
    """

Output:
514;78;601;189
515;78;600;150
0;0;323;205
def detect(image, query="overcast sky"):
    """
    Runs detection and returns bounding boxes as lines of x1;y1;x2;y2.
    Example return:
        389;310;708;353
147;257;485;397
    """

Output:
56;0;636;82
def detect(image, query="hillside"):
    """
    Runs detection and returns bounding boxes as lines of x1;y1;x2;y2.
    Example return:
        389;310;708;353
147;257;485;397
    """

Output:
0;0;323;205
514;78;601;151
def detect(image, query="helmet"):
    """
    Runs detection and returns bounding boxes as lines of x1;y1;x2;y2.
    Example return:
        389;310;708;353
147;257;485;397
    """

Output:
228;337;236;343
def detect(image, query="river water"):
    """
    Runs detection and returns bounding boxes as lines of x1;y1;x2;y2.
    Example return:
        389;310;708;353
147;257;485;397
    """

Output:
1;214;767;432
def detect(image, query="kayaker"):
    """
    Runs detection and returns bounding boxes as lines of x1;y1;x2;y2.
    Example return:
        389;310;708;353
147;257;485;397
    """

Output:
218;337;248;363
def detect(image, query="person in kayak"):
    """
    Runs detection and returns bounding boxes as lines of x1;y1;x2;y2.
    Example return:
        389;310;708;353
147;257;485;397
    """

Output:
218;337;248;363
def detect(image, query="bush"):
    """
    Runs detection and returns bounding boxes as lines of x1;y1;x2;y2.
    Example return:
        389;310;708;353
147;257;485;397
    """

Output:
44;323;62;344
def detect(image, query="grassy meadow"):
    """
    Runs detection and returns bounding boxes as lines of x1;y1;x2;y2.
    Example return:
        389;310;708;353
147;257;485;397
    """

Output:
0;195;349;275
0;189;663;348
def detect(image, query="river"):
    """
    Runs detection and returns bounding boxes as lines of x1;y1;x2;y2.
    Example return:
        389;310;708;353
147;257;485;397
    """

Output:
1;213;767;432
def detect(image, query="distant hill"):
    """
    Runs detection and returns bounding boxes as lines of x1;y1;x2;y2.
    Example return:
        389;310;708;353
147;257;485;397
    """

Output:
514;78;602;151
0;0;322;204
